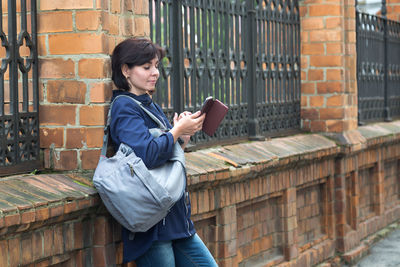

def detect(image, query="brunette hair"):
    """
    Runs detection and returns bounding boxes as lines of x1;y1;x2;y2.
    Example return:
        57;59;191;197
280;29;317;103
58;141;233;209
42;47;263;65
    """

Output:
111;38;165;91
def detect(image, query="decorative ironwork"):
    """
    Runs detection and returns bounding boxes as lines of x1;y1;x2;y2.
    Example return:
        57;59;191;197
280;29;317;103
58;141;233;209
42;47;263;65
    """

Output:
150;0;300;148
254;0;301;135
0;0;39;176
357;5;400;123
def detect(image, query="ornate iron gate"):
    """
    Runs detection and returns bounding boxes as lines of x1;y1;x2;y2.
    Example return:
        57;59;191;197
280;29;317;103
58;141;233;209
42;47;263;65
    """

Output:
0;0;39;176
357;5;400;123
149;0;300;148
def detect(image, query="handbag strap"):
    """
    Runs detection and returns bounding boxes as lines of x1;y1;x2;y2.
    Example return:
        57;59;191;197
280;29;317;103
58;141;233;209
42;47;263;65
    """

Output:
101;94;169;156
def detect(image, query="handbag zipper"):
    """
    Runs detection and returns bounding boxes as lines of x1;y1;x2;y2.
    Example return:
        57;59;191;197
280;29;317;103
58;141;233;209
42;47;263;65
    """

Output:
127;163;134;176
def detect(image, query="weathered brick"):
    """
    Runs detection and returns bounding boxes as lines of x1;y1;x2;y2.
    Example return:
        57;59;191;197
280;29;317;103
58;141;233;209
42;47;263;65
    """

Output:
78;58;110;79
309;5;341;16
36;208;50;221
93;247;107;267
327;43;343;54
89;82;113;103
310;96;324;107
47;80;86;104
317;82;343;94
39;105;76;126
302;17;324;30
66;128;86;149
120;17;134;36
39;58;75;79
301;82;316;94
40;127;64;148
302;43;325;55
53;225;64;255
8;237;20;267
326;69;343;80
21;235;33;265
21;210;36;224
32;231;43;261
0;240;7;267
309;30;342;42
53;150;78;170
319;108;344;120
327;95;346;107
5;214;20;227
76;10;101;31
40;0;93;10
48;33;107;55
310;121;326;132
38;11;73;33
133;0;149;15
111;0;121;13
94;217;114;246
326;17;342;29
134;17;150;36
38;35;47;56
81;150;101;170
107;14;120;35
310;56;342;67
79;105;107;126
308;69;324;80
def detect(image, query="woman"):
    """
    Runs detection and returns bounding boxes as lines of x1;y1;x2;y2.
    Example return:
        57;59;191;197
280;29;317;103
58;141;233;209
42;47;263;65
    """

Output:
109;38;218;266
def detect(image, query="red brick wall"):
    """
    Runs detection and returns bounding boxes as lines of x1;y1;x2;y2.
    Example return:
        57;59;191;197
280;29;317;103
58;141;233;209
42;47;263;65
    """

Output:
387;0;400;21
38;0;149;171
300;0;358;132
1;124;400;266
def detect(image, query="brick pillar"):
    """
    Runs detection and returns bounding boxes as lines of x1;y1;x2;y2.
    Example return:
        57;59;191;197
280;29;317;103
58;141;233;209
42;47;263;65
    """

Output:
283;188;298;261
374;151;385;216
300;0;358;132
216;205;238;267
334;158;347;253
387;0;400;21
39;0;150;171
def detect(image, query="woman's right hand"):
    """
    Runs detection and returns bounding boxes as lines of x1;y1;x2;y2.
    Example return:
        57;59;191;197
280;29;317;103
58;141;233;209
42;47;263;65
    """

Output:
170;111;206;142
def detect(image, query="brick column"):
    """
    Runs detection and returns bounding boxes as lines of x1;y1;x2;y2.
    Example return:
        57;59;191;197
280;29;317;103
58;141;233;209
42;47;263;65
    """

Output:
216;205;238;267
334;158;347;253
283;188;298;261
300;0;358;132
38;0;150;171
387;0;400;21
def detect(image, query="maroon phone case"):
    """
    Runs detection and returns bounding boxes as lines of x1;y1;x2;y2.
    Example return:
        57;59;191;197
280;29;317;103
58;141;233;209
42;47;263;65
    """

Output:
201;97;228;136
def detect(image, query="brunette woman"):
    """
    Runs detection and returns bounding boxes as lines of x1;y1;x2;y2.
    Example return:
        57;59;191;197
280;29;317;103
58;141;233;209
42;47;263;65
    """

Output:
110;38;218;266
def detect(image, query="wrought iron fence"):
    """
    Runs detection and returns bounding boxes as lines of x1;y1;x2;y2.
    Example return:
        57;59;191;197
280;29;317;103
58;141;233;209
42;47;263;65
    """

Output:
149;0;300;148
0;0;39;176
357;7;400;124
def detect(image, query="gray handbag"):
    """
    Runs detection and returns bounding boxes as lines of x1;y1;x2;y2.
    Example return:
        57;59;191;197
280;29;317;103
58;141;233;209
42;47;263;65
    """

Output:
93;95;186;233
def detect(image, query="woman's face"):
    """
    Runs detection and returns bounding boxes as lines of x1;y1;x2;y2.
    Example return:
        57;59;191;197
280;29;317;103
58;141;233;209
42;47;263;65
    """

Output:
124;57;160;95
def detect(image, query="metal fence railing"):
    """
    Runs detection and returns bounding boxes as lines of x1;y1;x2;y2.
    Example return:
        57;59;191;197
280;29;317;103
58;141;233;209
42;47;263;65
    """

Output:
357;7;400;124
0;0;39;176
149;0;301;148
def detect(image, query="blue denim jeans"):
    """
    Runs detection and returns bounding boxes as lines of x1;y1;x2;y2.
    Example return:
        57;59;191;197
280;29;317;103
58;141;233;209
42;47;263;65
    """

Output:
135;234;218;267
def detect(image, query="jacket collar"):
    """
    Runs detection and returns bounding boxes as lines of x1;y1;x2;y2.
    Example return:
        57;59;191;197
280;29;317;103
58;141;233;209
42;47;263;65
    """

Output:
111;90;153;106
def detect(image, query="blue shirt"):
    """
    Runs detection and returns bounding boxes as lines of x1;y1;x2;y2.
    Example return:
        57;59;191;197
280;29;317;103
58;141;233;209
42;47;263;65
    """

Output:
109;90;196;262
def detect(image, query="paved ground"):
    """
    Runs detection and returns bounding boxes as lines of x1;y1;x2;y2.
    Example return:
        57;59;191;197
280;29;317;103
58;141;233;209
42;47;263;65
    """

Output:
350;228;400;267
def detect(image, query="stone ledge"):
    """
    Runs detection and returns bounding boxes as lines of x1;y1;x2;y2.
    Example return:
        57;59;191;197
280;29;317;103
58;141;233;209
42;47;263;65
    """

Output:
186;133;339;187
323;120;400;153
1;120;399;235
0;174;98;235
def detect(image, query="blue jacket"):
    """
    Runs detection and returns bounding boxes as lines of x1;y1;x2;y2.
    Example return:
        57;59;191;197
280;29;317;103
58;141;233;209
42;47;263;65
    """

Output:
109;90;196;262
